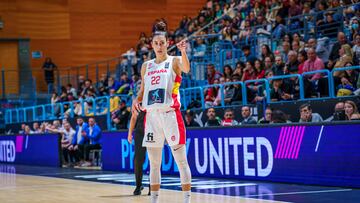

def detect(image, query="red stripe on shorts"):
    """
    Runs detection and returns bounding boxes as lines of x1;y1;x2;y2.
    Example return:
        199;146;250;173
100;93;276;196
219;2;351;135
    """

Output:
175;109;186;144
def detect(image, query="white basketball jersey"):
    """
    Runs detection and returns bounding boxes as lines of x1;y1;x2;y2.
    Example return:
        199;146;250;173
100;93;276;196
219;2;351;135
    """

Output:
142;56;182;111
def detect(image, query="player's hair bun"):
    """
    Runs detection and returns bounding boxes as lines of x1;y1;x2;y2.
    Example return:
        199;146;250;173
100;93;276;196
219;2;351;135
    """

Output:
154;21;167;32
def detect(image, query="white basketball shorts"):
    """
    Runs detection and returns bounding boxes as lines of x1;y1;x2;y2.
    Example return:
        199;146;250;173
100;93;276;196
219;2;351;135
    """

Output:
142;109;186;148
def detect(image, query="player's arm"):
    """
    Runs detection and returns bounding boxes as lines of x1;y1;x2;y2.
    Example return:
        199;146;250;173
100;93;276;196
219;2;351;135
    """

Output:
132;63;146;112
175;40;190;74
127;111;138;143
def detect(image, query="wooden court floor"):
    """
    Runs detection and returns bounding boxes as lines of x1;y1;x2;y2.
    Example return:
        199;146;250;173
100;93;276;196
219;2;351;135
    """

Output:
0;173;283;203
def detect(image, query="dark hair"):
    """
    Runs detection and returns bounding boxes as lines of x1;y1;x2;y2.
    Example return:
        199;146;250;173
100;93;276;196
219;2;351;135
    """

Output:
223;65;233;76
299;103;312;111
271;110;288;123
153;20;168;38
299;50;308;61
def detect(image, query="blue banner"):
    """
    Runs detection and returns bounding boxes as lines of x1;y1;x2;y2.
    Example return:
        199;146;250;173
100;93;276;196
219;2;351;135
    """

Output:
0;134;60;167
102;124;360;188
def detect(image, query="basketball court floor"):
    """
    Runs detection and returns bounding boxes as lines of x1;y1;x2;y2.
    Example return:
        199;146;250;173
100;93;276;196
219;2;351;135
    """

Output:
1;164;359;203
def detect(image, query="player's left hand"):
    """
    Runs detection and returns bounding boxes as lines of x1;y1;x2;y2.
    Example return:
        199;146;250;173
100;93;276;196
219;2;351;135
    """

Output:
127;134;132;144
176;40;187;52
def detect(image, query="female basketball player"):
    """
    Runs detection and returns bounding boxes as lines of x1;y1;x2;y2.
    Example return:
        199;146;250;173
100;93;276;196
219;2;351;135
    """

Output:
132;21;191;203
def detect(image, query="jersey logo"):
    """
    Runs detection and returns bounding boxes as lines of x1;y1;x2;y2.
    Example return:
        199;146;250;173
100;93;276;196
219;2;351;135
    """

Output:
164;62;170;69
148;63;153;69
148;88;165;105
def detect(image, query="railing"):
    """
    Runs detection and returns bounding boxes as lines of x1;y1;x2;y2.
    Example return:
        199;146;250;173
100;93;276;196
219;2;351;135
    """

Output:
4;66;360;127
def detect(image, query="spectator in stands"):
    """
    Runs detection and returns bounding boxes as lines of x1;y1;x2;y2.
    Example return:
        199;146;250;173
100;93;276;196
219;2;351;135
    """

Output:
270;78;286;101
24;125;31;135
42;57;57;94
242;61;257;81
131;74;141;99
299;103;323;123
272;14;286;39
205;79;219;108
264;57;273;71
258;107;272;124
213;77;226;106
289;0;302;17
112;100;130;130
223;65;233;79
66;84;77;99
325;102;346;121
240;106;257;124
242;45;257;63
193;38;207;57
233;62;245;77
334;44;354;69
221;109;238;126
32;122;41;134
271;110;289;123
328;32;350;68
52;120;62;130
225;74;243;105
78;75;85;94
322;12;342;39
118;72;132;94
297;50;308;74
303;48;325;81
81;117;102;167
81;79;97;97
184;110;200;127
18;124;26;134
97;73;109;96
292;40;301;53
272;56;285;75
344;100;360;120
109;89;120;113
59;122;75;167
239;20;252;42
292;33;305;51
260;44;275;62
254;59;265;79
107;76;121;93
207;64;222;84
204;108;221;127
353;34;360;66
315;1;328;26
69;117;88;165
284;51;299;74
307;38;330;64
336;62;359;96
350;18;360;41
280;41;291;62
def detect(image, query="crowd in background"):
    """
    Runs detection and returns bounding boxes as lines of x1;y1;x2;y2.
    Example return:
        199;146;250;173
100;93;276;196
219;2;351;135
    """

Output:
39;0;360;131
18;117;102;167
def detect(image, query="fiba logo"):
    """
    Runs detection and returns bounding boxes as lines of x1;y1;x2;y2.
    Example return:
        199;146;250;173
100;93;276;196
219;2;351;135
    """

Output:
146;133;155;143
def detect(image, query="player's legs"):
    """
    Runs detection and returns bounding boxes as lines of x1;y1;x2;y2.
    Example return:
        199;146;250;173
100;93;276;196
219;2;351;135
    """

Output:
171;144;191;203
147;147;162;203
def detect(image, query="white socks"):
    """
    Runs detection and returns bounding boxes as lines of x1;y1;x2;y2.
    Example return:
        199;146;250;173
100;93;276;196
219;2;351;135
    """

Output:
150;191;159;203
150;190;190;203
184;190;191;203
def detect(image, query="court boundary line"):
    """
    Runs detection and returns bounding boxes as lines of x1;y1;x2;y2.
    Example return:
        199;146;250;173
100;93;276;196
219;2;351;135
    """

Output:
247;188;352;197
1;173;289;203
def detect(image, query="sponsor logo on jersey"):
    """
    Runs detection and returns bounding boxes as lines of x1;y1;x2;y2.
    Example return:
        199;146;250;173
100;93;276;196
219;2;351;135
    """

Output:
147;69;167;76
148;88;165;105
164;62;170;69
